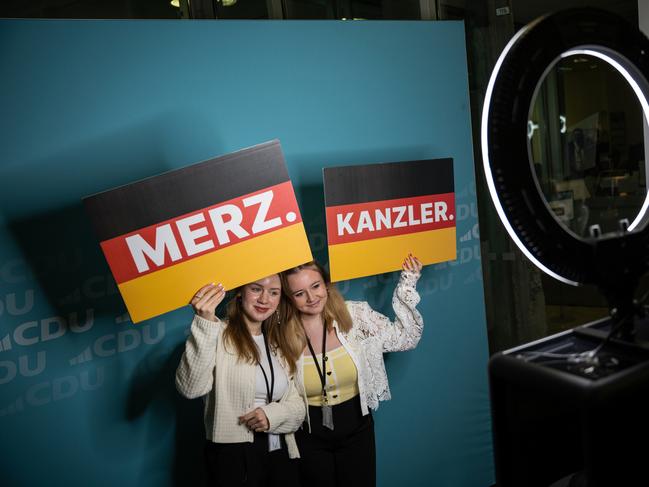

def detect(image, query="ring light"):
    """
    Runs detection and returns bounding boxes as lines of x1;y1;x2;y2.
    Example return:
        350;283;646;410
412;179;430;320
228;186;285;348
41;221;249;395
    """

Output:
481;8;649;311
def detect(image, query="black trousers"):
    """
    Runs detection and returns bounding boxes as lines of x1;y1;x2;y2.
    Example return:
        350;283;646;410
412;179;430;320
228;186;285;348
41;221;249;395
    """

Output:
204;433;300;487
295;396;376;487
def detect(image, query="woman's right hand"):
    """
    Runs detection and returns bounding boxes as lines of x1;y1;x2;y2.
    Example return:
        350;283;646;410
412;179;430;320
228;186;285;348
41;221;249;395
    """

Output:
190;283;225;322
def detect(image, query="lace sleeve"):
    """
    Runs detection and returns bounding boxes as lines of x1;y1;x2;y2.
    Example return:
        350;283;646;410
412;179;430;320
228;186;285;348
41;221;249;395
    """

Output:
348;270;423;352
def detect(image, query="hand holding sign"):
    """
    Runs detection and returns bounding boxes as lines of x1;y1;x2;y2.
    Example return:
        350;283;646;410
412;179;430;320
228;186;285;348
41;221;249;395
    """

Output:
190;283;226;322
402;254;423;276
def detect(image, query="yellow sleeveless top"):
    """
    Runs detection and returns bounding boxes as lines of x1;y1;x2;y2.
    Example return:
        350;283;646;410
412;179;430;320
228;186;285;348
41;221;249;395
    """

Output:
303;345;359;406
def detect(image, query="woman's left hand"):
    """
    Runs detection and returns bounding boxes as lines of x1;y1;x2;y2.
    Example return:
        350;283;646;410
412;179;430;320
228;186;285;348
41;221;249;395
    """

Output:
239;408;270;432
402;253;423;276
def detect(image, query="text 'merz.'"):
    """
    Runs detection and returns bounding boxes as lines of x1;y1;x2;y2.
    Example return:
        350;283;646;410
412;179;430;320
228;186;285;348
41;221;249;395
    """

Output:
324;158;456;282
84;140;312;323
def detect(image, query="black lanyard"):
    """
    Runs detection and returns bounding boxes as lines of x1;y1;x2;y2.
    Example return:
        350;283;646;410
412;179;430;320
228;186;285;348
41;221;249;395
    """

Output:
258;325;275;404
305;321;328;401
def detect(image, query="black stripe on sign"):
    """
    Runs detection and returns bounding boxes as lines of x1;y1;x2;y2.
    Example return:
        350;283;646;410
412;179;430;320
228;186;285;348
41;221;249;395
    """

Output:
83;140;290;242
323;158;454;207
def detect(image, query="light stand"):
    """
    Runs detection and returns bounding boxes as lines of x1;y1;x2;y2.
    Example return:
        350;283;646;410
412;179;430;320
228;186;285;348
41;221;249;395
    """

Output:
482;8;649;487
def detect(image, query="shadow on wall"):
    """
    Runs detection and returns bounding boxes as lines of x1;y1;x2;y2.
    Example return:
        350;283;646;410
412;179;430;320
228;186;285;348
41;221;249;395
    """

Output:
293;182;328;264
3;203;199;484
0;115;184;324
0;115;221;485
126;342;205;487
0;110;224;321
7;203;126;325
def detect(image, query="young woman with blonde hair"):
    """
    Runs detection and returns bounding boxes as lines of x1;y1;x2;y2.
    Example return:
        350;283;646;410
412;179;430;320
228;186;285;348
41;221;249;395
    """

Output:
176;274;306;487
280;254;424;487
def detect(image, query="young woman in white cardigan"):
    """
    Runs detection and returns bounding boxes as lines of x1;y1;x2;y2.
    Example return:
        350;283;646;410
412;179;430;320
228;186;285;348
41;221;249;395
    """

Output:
175;274;306;487
279;254;423;487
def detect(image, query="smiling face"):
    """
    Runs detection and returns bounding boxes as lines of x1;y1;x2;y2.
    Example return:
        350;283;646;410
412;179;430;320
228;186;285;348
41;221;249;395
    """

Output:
285;268;328;317
239;274;282;326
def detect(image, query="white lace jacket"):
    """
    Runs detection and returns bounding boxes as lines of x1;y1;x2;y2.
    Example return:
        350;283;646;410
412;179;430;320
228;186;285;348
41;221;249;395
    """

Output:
296;270;423;425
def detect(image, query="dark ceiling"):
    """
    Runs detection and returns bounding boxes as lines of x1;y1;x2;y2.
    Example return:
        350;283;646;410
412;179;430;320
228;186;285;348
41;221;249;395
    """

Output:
0;0;639;23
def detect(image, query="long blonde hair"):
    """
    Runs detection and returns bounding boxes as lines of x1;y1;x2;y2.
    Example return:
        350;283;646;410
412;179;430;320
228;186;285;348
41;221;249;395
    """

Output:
222;286;298;374
279;261;353;362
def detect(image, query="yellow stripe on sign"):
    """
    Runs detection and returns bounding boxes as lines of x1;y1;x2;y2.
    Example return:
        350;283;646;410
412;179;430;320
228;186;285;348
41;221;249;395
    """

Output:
328;227;456;282
119;223;313;323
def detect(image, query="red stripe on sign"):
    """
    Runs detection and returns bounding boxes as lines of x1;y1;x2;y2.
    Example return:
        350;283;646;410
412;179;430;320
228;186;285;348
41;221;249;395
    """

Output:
100;181;302;284
326;193;455;245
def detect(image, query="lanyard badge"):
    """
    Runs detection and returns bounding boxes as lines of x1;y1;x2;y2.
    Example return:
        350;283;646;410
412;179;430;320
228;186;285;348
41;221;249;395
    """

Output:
305;322;334;430
258;325;282;451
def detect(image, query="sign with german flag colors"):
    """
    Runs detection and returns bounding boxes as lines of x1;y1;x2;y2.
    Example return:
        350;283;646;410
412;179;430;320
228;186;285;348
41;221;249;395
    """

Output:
324;158;456;282
84;140;312;323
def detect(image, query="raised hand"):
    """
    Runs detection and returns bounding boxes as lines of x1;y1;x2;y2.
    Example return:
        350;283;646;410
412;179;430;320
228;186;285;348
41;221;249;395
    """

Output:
402;253;423;276
190;283;225;322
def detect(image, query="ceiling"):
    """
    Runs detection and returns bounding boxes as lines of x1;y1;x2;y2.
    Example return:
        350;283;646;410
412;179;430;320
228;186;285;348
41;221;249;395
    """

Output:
512;0;638;26
0;0;641;23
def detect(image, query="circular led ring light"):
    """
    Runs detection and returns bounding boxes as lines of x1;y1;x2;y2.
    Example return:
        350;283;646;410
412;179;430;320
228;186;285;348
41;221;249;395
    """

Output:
482;8;649;292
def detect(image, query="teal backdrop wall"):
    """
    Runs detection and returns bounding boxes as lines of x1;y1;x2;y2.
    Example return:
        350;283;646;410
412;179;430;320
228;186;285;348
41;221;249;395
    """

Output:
0;20;493;487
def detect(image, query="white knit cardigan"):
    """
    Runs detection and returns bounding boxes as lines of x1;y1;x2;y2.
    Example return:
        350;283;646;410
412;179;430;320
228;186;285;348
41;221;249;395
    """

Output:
175;316;306;458
296;270;424;428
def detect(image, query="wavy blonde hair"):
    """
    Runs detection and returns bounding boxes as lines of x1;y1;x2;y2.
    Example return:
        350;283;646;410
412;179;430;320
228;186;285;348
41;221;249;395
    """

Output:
278;261;353;363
